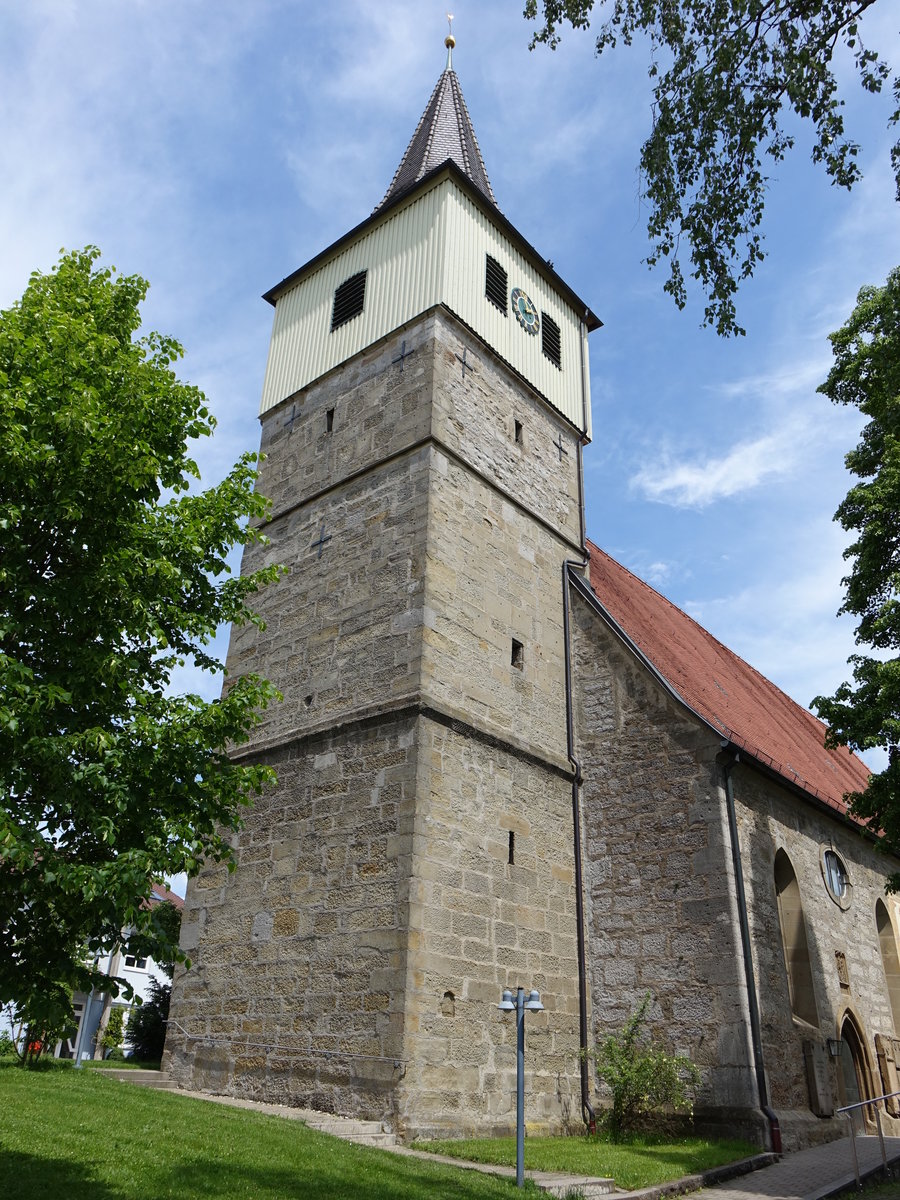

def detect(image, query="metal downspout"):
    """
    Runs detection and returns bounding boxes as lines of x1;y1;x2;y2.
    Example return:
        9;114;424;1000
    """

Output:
563;558;596;1130
721;751;782;1153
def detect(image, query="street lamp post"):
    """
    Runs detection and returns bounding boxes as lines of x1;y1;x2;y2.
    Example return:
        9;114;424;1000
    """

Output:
498;986;544;1188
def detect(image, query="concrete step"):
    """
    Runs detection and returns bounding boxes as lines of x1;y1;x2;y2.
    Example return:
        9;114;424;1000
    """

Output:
98;1068;173;1088
300;1113;398;1147
535;1176;615;1198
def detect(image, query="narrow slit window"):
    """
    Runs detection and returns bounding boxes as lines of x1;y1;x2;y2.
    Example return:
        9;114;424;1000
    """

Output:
485;255;507;314
511;638;524;670
326;407;335;433
331;269;367;331
542;312;562;369
514;419;523;445
508;831;515;865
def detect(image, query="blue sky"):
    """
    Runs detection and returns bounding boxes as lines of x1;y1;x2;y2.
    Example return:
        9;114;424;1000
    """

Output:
2;1;898;851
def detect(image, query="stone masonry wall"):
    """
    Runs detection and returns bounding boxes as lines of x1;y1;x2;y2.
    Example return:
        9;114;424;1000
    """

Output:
396;717;581;1139
166;713;417;1118
421;313;580;763
570;590;762;1136
735;763;900;1139
427;311;582;551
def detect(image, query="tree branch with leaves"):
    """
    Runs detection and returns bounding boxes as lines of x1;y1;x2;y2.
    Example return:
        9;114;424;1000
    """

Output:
812;267;900;881
524;0;898;335
0;248;281;1043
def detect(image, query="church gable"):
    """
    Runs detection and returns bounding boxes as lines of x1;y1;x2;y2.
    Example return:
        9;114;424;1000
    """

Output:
584;542;871;816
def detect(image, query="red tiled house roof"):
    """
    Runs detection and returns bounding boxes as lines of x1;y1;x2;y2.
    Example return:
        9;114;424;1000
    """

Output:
584;542;871;818
146;882;185;912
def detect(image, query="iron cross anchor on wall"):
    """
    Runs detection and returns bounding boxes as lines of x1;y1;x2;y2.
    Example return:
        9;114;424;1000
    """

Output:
392;340;414;371
311;524;332;559
455;346;476;381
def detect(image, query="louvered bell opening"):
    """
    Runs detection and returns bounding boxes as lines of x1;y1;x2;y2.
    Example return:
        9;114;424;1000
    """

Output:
542;312;561;369
485;255;507;314
331;270;367;332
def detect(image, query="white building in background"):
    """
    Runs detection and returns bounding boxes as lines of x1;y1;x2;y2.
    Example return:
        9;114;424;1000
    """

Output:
0;882;184;1059
61;882;184;1061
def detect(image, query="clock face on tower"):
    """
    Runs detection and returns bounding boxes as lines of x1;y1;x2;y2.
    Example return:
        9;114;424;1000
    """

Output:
511;287;540;335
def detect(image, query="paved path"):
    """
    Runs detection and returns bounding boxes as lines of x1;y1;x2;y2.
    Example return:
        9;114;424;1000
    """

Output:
692;1135;900;1200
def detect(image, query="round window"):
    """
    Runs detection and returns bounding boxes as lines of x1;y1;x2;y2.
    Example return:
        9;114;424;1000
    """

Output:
822;848;851;909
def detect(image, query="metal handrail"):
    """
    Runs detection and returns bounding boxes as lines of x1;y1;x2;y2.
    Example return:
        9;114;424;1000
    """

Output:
835;1089;900;1185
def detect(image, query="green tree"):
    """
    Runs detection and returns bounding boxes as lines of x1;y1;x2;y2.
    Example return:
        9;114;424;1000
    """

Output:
126;979;171;1063
0;247;280;1044
812;267;900;879
524;0;899;336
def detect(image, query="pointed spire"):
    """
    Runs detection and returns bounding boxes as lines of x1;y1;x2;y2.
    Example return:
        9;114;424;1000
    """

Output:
376;28;497;213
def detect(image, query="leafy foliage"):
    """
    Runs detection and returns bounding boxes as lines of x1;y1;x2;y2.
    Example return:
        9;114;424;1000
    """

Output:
591;994;700;1138
812;268;900;878
126;978;171;1063
0;248;281;1041
524;0;899;336
99;1006;125;1056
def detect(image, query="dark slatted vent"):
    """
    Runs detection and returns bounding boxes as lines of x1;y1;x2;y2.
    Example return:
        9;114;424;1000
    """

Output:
331;270;367;332
542;312;561;369
485;255;507;314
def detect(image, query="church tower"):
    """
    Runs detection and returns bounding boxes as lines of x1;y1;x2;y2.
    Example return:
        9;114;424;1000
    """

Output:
165;35;601;1140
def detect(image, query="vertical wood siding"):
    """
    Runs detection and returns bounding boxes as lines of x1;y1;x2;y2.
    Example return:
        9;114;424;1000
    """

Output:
260;177;591;436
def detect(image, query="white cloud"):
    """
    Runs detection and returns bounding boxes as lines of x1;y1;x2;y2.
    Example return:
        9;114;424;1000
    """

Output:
629;336;866;509
633;427;797;507
630;400;836;508
643;561;673;586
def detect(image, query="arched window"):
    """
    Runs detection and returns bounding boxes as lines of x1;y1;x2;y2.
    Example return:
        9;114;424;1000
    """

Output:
774;849;819;1027
876;900;900;1033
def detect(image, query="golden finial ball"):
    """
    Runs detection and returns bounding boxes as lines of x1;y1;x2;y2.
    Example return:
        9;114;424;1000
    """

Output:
445;34;456;48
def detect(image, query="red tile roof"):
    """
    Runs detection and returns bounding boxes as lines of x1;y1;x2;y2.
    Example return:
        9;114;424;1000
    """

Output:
148;881;185;912
585;542;872;818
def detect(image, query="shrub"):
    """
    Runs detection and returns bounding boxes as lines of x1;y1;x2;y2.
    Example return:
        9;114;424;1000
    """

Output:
126;980;171;1062
100;1006;125;1056
592;993;700;1139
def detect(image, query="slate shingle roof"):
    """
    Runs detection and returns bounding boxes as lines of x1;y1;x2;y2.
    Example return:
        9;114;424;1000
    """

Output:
378;68;496;211
585;541;872;817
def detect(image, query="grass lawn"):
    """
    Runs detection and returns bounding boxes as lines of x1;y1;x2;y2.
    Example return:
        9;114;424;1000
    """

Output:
416;1131;759;1191
0;1061;534;1199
